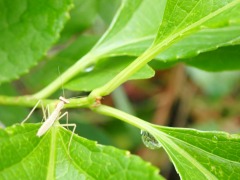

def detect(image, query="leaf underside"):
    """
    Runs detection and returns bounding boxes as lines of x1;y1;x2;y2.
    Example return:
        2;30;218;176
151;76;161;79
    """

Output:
65;56;155;92
149;0;240;71
152;126;240;180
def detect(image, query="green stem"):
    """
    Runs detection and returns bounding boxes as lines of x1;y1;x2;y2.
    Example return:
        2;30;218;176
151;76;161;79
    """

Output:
0;95;90;109
31;25;178;100
93;105;167;146
89;45;162;99
32;53;99;99
65;97;90;108
0;95;54;107
93;104;156;132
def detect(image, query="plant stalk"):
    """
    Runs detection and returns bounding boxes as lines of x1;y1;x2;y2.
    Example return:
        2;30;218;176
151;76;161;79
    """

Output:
0;95;53;107
93;104;156;132
89;43;170;99
0;95;89;109
32;53;98;99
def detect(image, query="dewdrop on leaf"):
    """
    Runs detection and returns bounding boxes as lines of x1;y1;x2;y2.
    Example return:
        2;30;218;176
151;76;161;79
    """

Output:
141;130;162;150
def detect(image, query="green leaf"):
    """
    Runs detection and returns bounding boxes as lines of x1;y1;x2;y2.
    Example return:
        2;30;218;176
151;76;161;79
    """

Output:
0;124;163;179
151;44;240;72
152;126;240;179
94;105;240;180
150;0;240;70
85;0;240;99
91;0;240;66
89;0;167;57
71;120;114;146
155;25;240;62
0;0;73;83
149;59;176;70
185;45;240;71
154;0;240;43
24;0;167;98
65;57;155;92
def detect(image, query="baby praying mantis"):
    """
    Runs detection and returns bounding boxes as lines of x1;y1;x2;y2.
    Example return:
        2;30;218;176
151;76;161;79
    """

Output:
21;96;76;151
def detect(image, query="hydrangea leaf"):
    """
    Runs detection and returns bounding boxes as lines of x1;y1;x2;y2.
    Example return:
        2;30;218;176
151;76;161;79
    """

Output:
0;0;72;83
0;124;163;179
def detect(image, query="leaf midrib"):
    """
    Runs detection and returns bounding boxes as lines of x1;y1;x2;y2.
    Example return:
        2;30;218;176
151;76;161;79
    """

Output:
158;130;240;165
58;128;95;179
46;127;57;180
155;132;218;180
153;0;240;52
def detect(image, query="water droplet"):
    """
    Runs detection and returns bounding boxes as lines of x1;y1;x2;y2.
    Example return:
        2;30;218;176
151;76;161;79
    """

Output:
84;65;94;72
212;136;218;143
141;130;162;150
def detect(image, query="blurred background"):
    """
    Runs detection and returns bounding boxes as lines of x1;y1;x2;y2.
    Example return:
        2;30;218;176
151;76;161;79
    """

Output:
0;0;240;179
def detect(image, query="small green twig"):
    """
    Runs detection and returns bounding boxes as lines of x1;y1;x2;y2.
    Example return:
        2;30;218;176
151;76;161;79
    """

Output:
92;104;156;133
89;45;165;99
0;95;52;107
89;48;154;99
31;31;170;100
0;95;90;109
66;97;90;108
32;53;99;99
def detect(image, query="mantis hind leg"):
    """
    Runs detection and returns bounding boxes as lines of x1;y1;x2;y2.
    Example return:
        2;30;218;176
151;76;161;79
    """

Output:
21;100;46;124
57;111;69;129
